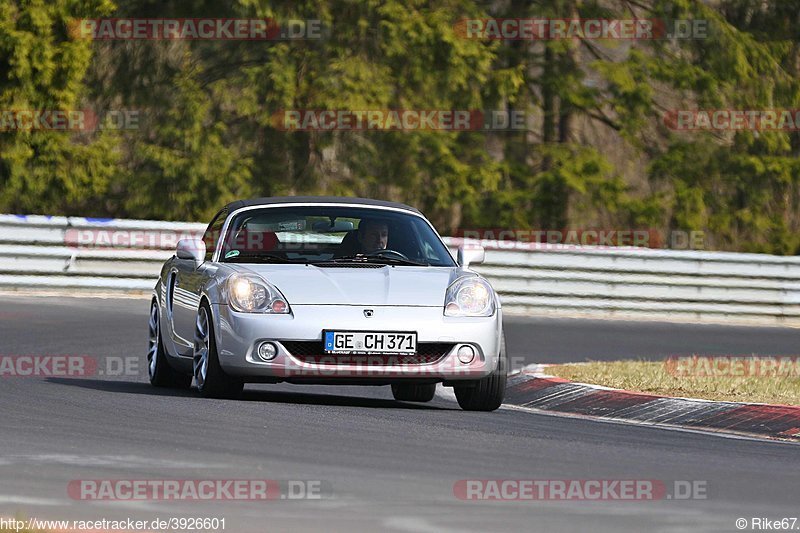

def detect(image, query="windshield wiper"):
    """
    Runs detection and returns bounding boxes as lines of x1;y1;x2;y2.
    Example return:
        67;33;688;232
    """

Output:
222;252;301;264
325;254;429;267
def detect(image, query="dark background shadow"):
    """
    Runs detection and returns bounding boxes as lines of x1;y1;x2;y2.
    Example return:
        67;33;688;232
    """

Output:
45;377;448;410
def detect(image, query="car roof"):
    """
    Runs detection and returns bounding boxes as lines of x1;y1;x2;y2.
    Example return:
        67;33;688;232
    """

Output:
222;196;422;214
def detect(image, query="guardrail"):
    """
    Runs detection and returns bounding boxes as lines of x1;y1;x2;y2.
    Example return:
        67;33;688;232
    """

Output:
3;214;800;325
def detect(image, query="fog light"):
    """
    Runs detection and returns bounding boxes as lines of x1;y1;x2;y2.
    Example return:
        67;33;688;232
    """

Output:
457;345;475;364
257;341;278;361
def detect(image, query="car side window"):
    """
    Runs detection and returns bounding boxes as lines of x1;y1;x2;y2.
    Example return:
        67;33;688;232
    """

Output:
203;209;228;262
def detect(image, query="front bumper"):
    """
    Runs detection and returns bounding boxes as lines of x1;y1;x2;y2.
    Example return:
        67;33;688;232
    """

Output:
213;303;502;382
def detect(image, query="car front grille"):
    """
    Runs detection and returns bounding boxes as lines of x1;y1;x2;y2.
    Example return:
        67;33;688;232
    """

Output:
281;341;454;365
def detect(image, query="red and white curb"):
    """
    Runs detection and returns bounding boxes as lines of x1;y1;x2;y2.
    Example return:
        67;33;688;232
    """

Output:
503;366;800;443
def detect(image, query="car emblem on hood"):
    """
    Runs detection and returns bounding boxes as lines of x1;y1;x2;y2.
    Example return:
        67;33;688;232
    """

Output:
363;309;374;318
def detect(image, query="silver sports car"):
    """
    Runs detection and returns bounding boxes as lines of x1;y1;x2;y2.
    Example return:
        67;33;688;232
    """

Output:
147;197;506;411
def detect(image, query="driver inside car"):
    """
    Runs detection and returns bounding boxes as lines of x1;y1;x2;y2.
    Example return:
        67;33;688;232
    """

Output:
357;219;389;253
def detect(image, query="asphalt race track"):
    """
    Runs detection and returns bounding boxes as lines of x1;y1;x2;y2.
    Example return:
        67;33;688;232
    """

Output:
1;295;799;532
502;315;800;365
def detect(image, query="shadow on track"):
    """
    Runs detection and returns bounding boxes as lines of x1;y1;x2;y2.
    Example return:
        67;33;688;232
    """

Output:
239;388;445;410
45;377;194;397
44;377;449;410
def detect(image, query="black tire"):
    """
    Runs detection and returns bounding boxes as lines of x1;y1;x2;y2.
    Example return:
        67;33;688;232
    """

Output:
194;302;244;399
453;336;507;412
391;383;436;402
148;300;192;389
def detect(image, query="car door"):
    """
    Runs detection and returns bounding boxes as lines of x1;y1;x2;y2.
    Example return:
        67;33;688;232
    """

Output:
171;209;227;352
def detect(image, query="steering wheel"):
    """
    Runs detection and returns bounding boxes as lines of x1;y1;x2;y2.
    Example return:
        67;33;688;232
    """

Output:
365;249;410;261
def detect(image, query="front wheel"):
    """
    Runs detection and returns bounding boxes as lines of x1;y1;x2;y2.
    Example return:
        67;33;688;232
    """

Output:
453;336;507;411
194;303;244;399
391;383;436;402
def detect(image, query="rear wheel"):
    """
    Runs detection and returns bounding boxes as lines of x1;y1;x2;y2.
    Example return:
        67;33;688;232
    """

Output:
194;303;244;399
454;336;507;412
147;300;192;389
391;383;436;403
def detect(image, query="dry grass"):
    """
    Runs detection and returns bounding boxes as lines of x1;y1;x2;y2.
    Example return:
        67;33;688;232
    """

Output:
546;358;800;405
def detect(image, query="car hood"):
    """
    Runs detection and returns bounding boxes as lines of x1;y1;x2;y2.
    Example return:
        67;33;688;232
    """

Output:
235;264;463;306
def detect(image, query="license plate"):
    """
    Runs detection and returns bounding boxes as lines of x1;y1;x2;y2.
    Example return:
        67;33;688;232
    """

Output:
324;331;417;355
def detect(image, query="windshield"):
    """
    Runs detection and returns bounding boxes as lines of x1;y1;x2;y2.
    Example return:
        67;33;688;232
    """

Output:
216;206;456;267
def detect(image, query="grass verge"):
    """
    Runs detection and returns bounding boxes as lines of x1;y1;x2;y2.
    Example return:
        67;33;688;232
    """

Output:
546;359;800;406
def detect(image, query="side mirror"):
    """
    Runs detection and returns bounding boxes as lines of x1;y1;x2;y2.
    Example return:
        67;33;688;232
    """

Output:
176;239;206;267
457;245;485;268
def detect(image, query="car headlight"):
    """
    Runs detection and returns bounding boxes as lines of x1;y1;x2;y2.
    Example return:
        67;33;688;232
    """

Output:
227;273;291;314
444;276;495;317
